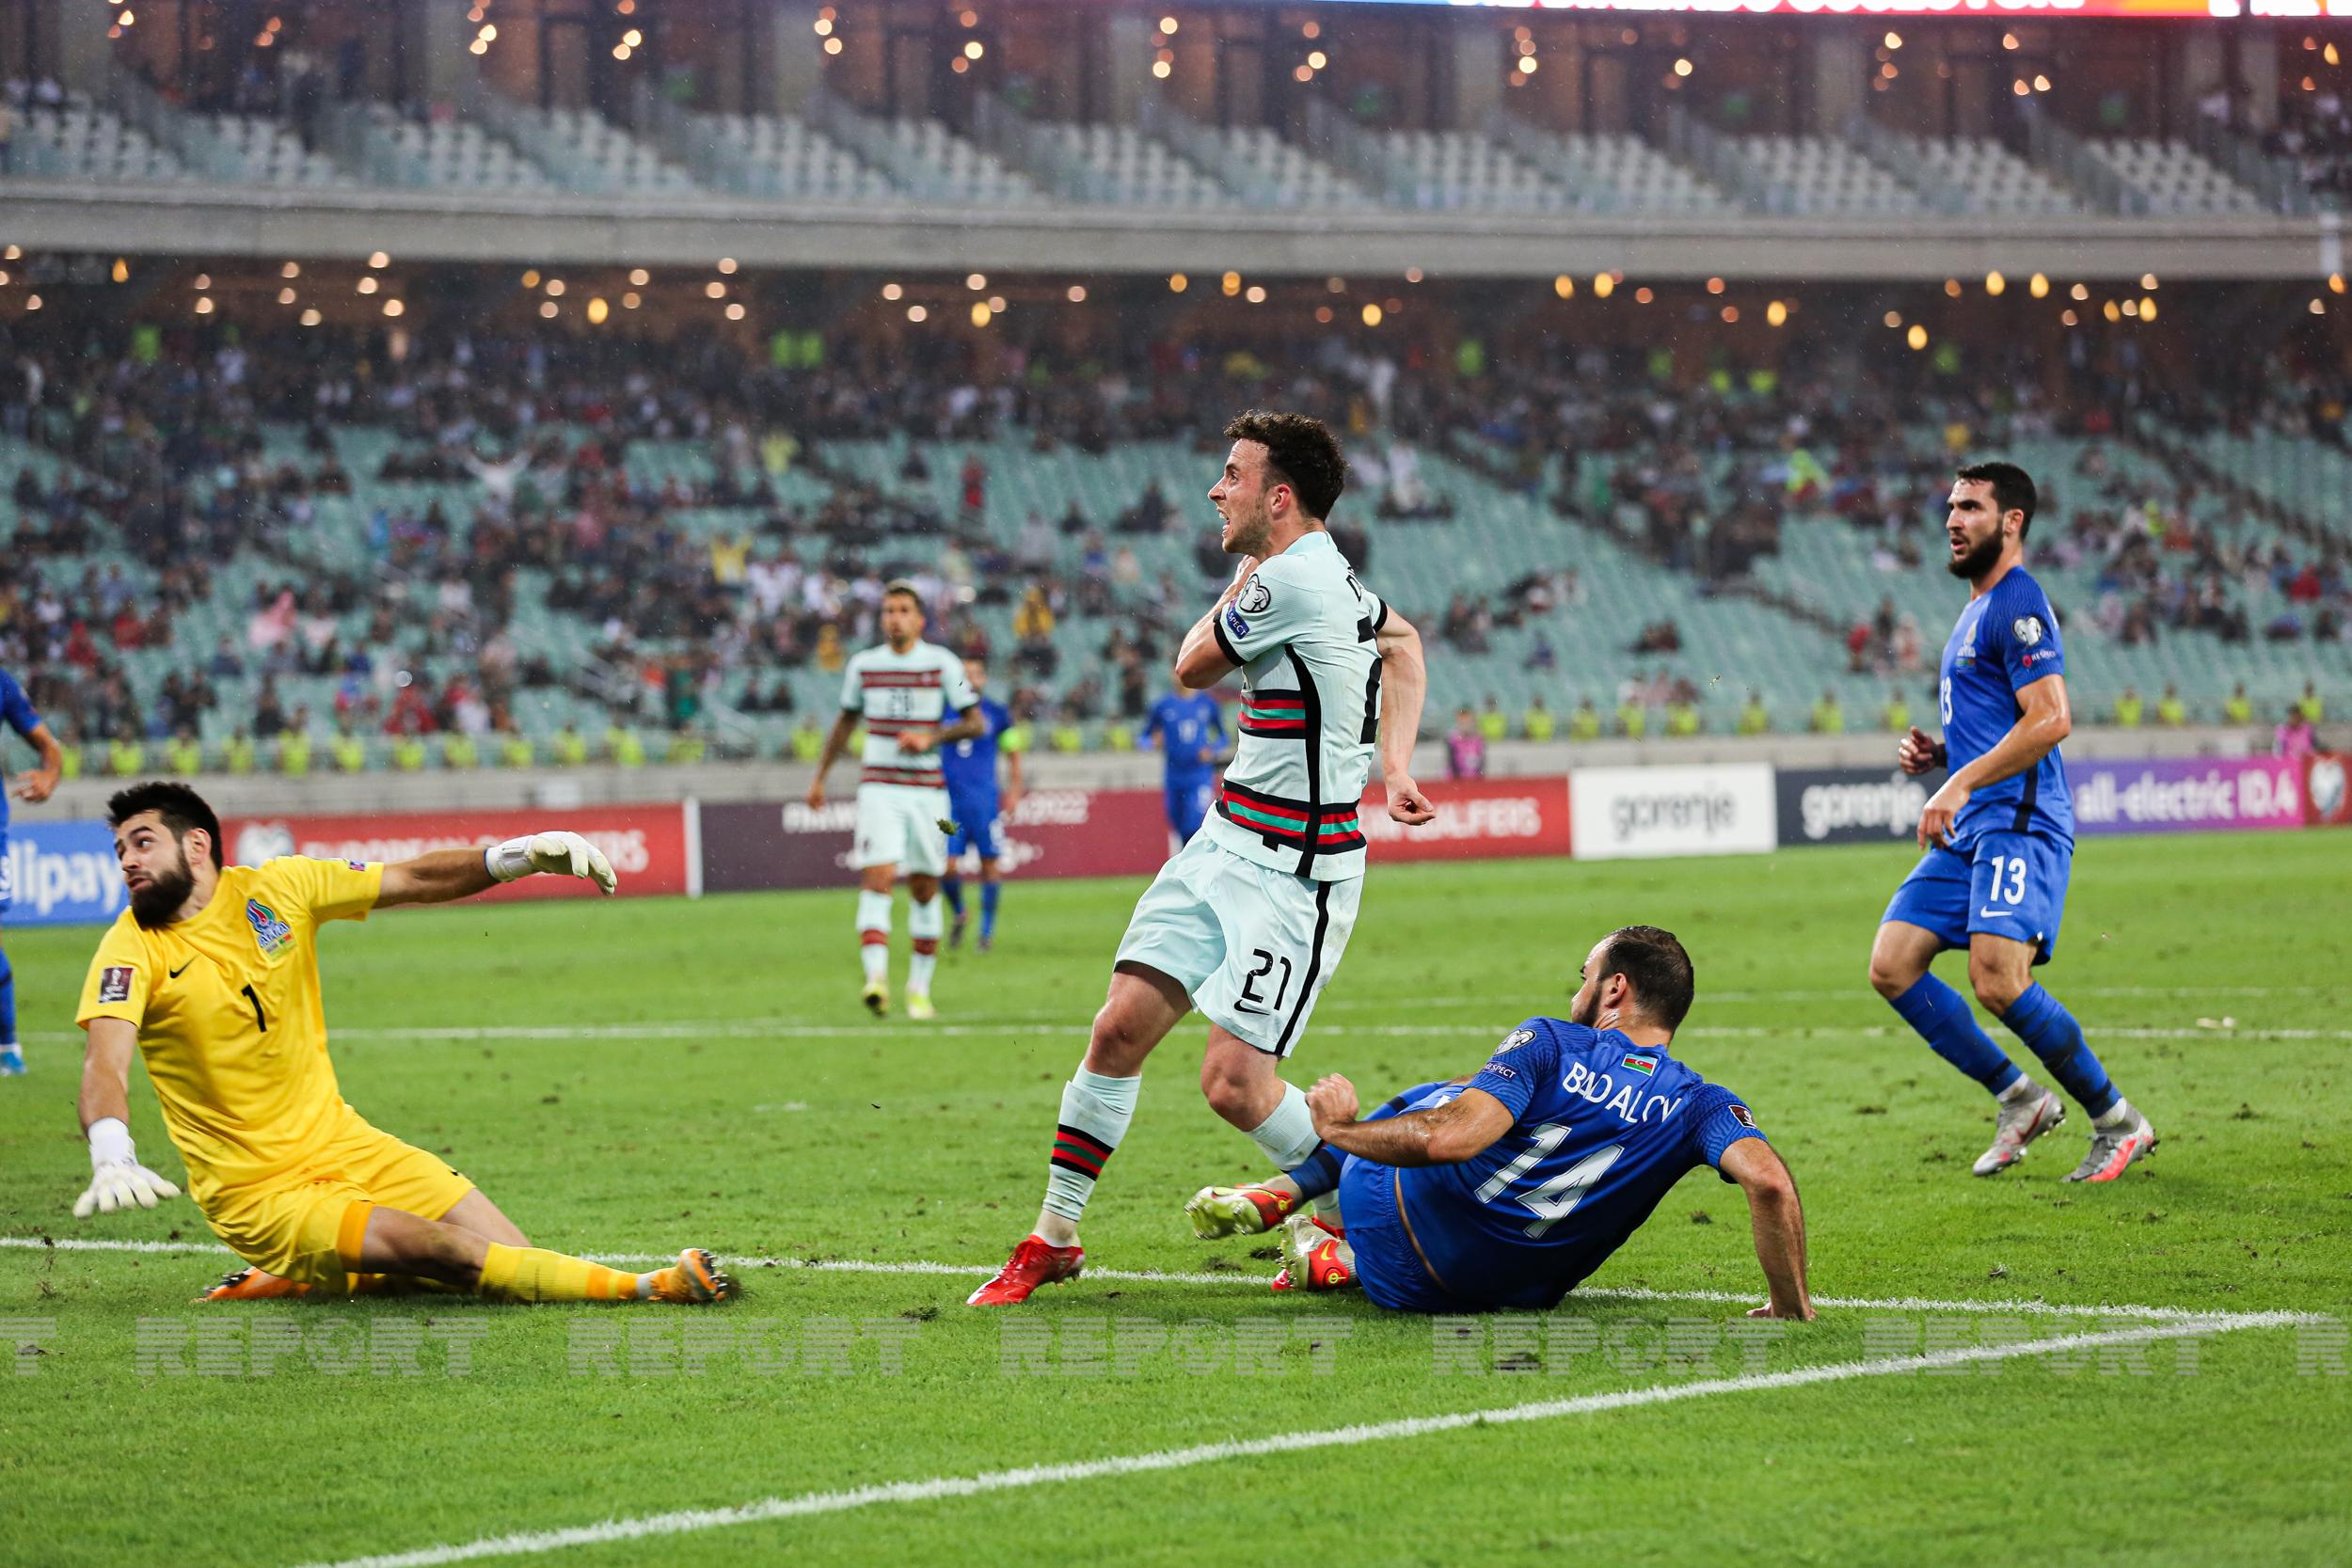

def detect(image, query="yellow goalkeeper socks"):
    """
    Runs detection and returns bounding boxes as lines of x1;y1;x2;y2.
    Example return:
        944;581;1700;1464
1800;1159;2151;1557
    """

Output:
477;1243;644;1302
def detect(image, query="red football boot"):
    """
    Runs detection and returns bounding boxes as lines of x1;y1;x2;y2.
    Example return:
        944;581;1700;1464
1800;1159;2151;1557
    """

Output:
967;1234;1084;1306
1278;1214;1358;1293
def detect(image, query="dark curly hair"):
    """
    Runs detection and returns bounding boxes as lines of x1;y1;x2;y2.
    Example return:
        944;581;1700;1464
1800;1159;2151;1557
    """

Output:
1224;410;1348;522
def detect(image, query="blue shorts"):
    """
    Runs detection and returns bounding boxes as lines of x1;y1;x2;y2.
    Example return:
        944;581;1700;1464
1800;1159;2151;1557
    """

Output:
946;795;1000;862
1165;777;1215;842
1883;831;2072;965
1336;1156;1452;1313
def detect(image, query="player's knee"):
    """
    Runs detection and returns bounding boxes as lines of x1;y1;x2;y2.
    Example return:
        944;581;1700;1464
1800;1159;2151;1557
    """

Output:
907;877;938;902
1867;946;1920;999
1197;1058;1261;1126
1968;957;2027;1014
1085;1006;1155;1075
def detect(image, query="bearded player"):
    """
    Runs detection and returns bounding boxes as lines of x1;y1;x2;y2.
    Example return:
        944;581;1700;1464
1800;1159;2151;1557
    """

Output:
1183;926;1813;1321
73;781;738;1304
1868;463;2156;1182
972;410;1435;1306
807;583;985;1020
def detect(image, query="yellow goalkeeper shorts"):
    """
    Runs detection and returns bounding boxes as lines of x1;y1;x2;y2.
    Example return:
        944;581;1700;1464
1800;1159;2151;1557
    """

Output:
200;1114;476;1291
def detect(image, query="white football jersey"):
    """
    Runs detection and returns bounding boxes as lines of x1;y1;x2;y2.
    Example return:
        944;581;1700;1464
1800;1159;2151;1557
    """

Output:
839;640;977;790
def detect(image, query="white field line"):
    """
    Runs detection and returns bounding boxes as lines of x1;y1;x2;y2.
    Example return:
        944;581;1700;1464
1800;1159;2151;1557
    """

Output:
283;1311;2310;1568
1;1235;2311;1326
20;1019;2348;1047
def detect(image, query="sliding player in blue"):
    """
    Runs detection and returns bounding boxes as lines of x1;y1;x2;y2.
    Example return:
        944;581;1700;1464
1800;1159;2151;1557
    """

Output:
1868;462;2155;1183
939;657;1023;954
1184;925;1814;1319
1141;682;1227;846
0;665;67;1076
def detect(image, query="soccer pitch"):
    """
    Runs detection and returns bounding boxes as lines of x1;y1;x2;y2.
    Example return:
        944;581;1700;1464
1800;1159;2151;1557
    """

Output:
3;832;2348;1568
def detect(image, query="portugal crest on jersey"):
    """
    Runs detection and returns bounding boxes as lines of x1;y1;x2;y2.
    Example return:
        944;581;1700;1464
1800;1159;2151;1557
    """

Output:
246;898;294;958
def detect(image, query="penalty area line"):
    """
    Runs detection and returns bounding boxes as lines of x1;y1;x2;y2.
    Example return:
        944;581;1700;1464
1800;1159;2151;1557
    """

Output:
283;1311;2309;1568
0;1236;2309;1325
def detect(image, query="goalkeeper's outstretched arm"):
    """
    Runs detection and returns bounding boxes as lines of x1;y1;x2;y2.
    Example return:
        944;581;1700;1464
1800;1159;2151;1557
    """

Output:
376;832;618;907
74;1018;181;1216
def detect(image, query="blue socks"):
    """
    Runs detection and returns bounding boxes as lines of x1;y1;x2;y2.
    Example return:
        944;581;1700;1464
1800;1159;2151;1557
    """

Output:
940;877;965;917
1285;1145;1344;1202
0;948;15;1049
1998;984;2119;1118
980;881;1001;942
1889;974;2022;1095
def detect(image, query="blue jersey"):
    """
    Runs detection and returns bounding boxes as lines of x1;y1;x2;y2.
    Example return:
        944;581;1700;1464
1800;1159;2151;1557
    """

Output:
0;670;44;831
1143;692;1226;784
1939;566;2073;845
1391;1018;1767;1310
940;696;1012;802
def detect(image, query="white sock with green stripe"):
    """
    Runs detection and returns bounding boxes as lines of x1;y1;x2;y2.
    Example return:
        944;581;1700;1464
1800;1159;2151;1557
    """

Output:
1036;1068;1140;1245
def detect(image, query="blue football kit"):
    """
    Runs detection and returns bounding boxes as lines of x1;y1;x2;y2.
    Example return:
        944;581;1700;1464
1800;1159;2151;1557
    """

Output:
1884;565;2074;962
0;667;46;1058
941;696;1014;861
1339;1018;1768;1312
1142;691;1227;843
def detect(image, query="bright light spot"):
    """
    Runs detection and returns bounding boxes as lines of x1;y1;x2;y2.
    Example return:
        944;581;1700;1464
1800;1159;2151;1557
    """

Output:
814;16;832;34
1294;65;1313;82
278;287;296;304
988;294;1007;311
908;305;928;322
718;258;738;274
1160;15;1178;31
111;258;129;282
1985;271;2006;295
1307;50;1326;69
1168;273;1187;293
725;302;746;321
521;269;541;287
628;267;649;285
22;294;38;310
2122;297;2139;317
882;282;903;300
1315;306;1333;323
1907;324;1928;350
1593;273;1614;298
1883;310;1902;328
2029;272;2049;298
299;307;320;325
967;273;988;290
539;300;558;318
2332;273;2347;294
2060;309;2077;326
2139;296;2156;322
1944;277;1963;297
1721;305;1740;324
1359;303;1382;326
2103;299;2122;323
970;301;992;326
1067;285;1087;302
1152;60;1170;77
1246;285;1266;303
479;24;497;40
1303;20;1320;38
281;261;300;278
194;273;211;290
623;27;642;46
2002;31;2019;48
2070;282;2089;300
2140;272;2158;290
1766;299;1788;327
1406;266;1423;284
194;296;215;314
546;278;565;296
706;281;726;299
1673;57;1692;76
588;297;610;325
1706;276;1724;294
2012;79;2029;96
469;39;488;54
612;43;631;60
964;40;983;59
357;276;378;294
1221;271;1241;296
1634;287;1654;304
2313;298;2328;315
1884;30;1901;47
382;299;405;317
2033;74;2051;91
622;292;641;309
824;38;842;54
1553;275;1574;298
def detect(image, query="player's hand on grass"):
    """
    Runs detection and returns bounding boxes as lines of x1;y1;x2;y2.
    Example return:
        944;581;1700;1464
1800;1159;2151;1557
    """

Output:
1385;774;1437;827
1306;1073;1359;1136
485;831;618;895
1897;726;1945;776
73;1117;181;1218
1917;779;1970;849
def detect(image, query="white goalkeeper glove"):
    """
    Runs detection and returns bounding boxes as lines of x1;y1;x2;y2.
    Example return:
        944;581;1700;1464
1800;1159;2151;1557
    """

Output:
73;1117;181;1217
484;831;618;895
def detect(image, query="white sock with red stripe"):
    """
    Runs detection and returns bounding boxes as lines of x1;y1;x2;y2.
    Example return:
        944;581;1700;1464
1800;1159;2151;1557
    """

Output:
908;895;943;995
1036;1068;1140;1245
857;889;892;984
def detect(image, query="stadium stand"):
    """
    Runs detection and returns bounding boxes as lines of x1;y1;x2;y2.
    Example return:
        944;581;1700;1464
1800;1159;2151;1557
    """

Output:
1736;135;1925;214
9;94;185;182
707;114;896;202
2082;137;2268;214
1036;122;1229;207
1904;135;2085;215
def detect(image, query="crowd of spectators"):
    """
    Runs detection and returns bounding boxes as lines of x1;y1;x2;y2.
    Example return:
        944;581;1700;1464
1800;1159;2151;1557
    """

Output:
2;310;2345;768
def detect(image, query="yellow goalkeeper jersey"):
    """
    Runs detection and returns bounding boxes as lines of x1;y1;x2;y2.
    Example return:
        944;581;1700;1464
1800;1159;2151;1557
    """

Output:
76;857;383;1203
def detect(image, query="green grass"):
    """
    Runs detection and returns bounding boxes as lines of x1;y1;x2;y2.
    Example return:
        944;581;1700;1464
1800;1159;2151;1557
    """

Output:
3;832;2349;1568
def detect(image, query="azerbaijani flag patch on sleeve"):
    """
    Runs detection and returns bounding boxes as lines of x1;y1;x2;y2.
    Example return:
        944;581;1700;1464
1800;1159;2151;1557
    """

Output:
1620;1053;1658;1076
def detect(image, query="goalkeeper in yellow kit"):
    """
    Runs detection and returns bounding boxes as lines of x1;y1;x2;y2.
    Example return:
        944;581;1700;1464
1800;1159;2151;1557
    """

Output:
73;782;737;1305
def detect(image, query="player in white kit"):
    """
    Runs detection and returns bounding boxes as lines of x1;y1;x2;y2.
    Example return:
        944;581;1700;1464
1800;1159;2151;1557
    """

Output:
806;583;984;1021
972;410;1435;1305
